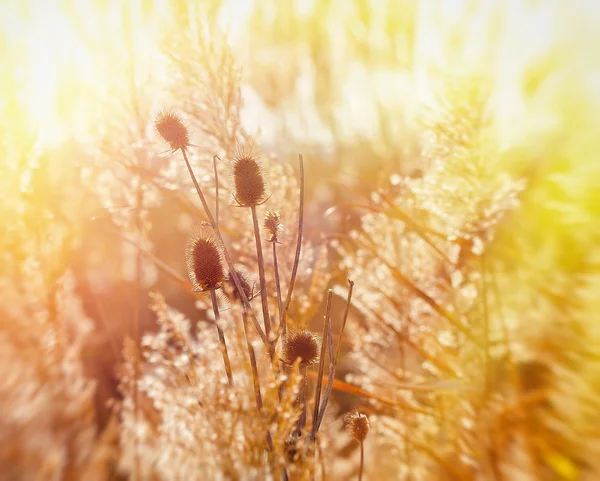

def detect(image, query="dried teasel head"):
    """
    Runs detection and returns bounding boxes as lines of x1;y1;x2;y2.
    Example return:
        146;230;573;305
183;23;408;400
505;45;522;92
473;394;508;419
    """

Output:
155;110;190;151
185;229;225;291
264;210;282;242
344;409;370;442
232;146;267;207
283;330;320;367
227;264;255;301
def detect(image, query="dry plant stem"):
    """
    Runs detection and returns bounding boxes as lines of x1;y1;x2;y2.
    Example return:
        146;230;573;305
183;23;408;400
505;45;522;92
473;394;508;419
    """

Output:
311;289;332;437
271;240;284;340
334;279;355;365
180;148;267;344
242;306;263;410
315;280;354;431
359;441;364;481
296;364;309;433
210;289;234;385
250;205;271;335
281;154;304;330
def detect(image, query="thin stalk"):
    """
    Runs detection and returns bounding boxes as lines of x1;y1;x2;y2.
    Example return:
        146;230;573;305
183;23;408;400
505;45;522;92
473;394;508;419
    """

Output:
180;148;267;344
272;240;284;340
296;364;309;433
312;290;333;435
359;441;364;481
209;289;233;385
316;280;354;431
334;279;354;365
242;306;263;410
281;154;304;327
250;205;271;335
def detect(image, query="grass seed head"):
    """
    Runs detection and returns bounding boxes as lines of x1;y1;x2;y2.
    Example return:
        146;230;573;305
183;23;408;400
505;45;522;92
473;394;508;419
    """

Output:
264;210;282;242
155;110;190;151
186;229;225;291
344;409;370;442
284;330;320;367
232;147;266;207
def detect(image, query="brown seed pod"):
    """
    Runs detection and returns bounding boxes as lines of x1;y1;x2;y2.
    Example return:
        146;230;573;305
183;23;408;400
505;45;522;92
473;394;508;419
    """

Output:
227;264;255;301
344;409;370;442
283;330;320;367
232;147;266;207
185;229;225;292
155;110;190;151
264;210;282;242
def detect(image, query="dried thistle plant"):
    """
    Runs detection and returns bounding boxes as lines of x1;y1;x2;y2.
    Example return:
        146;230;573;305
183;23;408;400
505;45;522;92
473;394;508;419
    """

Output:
185;228;233;384
345;410;370;481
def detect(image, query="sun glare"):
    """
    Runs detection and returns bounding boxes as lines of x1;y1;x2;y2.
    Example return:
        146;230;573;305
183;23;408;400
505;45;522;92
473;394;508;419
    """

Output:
1;0;171;148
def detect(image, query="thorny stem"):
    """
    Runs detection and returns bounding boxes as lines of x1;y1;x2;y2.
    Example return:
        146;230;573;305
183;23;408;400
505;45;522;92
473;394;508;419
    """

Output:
251;205;271;336
180;148;268;344
359;441;364;481
210;289;233;385
281;154;304;329
311;289;332;437
316;280;354;431
213;155;220;225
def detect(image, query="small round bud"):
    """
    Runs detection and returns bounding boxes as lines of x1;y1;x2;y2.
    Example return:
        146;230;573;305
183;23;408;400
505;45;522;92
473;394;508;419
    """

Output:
264;210;282;242
344;410;370;442
232;148;266;207
185;229;225;291
155;111;190;151
283;330;320;367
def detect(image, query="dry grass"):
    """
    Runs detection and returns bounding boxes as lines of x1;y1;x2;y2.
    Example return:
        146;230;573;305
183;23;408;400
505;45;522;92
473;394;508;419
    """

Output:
1;2;599;481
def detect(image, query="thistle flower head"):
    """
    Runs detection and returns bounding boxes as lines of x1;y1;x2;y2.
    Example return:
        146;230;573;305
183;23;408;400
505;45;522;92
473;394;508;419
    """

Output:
185;229;225;291
344;409;370;442
155;110;190;151
232;146;266;207
227;264;255;301
264;210;282;242
283;330;320;366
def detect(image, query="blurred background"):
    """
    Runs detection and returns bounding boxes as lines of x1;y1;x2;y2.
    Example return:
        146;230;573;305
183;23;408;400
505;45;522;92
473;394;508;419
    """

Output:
1;0;599;479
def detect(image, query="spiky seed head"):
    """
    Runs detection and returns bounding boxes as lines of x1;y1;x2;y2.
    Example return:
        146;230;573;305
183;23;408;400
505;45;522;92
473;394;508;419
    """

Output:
227;264;255;301
264;210;282;242
185;229;225;291
284;330;320;366
344;410;370;442
155;111;190;151
232;147;266;207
